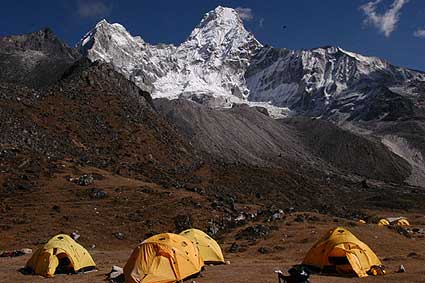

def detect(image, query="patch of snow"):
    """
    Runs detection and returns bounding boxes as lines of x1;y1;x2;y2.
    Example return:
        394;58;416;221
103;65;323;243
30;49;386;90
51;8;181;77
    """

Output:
247;101;293;119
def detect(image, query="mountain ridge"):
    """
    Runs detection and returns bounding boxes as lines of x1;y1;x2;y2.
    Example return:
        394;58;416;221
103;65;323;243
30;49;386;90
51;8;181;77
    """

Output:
78;6;264;108
0;28;81;88
1;6;425;187
77;6;425;121
246;45;425;121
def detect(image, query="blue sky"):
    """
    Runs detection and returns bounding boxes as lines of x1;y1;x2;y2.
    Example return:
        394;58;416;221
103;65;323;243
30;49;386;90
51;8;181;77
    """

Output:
1;0;424;70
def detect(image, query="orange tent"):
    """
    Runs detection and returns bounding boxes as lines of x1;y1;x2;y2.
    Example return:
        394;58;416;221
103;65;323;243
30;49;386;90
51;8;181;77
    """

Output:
124;233;203;283
303;227;384;277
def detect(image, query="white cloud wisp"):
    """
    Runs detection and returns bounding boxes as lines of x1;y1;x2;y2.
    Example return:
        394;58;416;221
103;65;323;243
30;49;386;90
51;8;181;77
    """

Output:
360;0;409;37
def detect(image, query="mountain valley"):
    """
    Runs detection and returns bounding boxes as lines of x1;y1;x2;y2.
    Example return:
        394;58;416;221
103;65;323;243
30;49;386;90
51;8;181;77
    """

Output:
1;5;425;283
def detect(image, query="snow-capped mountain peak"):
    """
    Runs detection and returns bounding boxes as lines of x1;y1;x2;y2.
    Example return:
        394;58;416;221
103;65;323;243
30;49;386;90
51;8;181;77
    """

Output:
77;6;425;121
78;6;263;106
155;6;262;104
185;6;258;50
246;45;425;121
77;18;175;92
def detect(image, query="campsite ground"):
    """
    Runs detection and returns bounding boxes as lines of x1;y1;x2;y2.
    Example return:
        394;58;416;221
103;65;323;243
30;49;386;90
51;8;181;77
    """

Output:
1;166;425;282
1;215;424;283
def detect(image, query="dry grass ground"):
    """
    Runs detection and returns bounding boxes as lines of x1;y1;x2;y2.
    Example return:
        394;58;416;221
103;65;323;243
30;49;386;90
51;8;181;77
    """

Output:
1;157;424;283
1;213;424;283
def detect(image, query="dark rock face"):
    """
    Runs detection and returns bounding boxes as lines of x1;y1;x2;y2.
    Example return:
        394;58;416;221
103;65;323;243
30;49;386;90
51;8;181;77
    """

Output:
88;188;108;199
76;174;94;186
235;224;272;241
0;28;81;88
2;181;33;193
0;28;76;56
326;86;416;122
283;117;411;183
173;214;193;233
113;232;125;240
257;247;272;254
228;242;242;253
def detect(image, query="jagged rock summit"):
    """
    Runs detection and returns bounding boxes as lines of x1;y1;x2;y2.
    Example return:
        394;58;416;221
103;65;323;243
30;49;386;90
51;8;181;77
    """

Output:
0;28;80;88
246;45;425;121
78;6;262;108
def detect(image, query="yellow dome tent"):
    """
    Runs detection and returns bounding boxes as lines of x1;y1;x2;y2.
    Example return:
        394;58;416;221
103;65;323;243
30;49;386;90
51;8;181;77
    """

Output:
379;217;410;226
179;228;225;264
302;227;384;278
387;217;410;226
396;218;410;226
25;234;96;277
124;233;204;283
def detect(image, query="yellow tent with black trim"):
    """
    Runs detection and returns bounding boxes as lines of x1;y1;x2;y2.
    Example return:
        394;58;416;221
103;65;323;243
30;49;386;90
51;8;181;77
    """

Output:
179;228;225;264
25;234;96;277
387;217;410;226
396;218;410;226
124;233;204;283
302;227;384;278
379;217;410;226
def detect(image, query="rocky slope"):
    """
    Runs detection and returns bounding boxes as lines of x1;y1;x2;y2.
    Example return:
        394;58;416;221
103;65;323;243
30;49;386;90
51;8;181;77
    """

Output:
282;117;411;183
154;99;312;167
155;98;412;183
0;59;200;184
0;57;382;215
0;28;80;88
